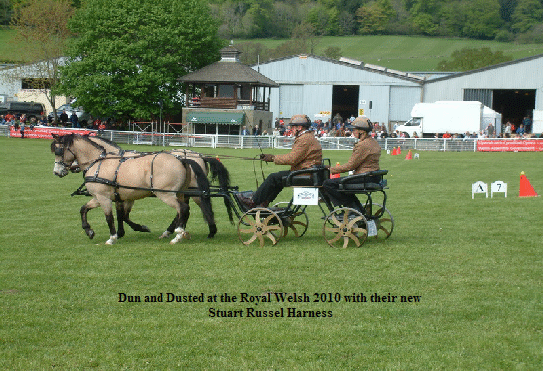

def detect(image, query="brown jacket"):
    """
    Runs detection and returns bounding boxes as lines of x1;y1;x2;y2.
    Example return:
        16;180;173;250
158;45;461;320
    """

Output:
274;131;322;171
330;136;381;174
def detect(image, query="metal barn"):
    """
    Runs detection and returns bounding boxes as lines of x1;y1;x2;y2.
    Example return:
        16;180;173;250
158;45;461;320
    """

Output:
254;55;424;128
422;54;543;129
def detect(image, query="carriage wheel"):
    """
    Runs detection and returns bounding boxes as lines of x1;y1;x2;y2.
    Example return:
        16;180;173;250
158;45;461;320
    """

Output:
237;207;283;248
365;203;394;239
272;202;309;238
323;207;368;248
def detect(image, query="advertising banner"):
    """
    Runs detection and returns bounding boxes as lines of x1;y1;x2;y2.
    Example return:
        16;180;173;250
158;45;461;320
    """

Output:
477;140;543;152
9;126;95;139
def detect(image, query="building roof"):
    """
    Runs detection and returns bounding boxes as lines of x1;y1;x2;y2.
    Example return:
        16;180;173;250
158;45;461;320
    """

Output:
256;54;427;83
179;46;279;87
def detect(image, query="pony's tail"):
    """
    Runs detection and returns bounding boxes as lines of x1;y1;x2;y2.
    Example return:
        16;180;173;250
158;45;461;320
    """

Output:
180;158;216;233
204;157;234;224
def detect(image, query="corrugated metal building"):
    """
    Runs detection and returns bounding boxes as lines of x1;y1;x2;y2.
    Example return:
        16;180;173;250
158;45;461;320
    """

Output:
255;55;425;127
254;53;543;131
422;54;543;128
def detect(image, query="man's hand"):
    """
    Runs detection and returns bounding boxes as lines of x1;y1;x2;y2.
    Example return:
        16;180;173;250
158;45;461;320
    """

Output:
260;153;275;162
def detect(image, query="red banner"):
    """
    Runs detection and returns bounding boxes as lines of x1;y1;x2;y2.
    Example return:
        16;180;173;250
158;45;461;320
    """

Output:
477;140;543;152
9;126;95;139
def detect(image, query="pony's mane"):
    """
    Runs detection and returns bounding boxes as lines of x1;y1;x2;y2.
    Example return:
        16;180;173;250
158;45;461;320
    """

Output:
85;134;123;150
51;133;106;153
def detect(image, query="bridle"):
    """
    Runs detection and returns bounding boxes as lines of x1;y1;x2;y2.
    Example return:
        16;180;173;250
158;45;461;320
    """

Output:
54;143;77;169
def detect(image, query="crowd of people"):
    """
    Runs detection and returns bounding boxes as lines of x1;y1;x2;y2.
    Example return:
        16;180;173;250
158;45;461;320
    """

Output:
263;114;390;139
0;111;118;133
1;109;539;140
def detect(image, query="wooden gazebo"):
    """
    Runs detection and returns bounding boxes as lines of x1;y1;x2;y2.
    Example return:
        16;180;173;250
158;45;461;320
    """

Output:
180;46;278;111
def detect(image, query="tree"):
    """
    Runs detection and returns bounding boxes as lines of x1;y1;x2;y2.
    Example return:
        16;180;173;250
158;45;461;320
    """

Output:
58;0;223;121
356;0;396;35
511;0;543;33
8;0;74;122
437;47;513;71
461;0;502;39
292;22;320;54
0;0;12;25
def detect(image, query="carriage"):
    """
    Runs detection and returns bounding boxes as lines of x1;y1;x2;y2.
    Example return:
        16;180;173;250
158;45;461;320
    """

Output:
52;134;393;247
209;160;393;248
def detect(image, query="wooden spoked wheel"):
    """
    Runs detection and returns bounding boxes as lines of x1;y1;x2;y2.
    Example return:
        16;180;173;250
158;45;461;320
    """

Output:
365;203;394;239
237;207;284;247
323;207;368;248
272;202;309;238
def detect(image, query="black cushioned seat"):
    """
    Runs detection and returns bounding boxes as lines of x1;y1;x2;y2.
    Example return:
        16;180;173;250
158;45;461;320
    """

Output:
283;166;330;187
337;170;388;192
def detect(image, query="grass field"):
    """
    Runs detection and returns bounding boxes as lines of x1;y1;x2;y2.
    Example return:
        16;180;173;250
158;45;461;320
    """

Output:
1;136;542;369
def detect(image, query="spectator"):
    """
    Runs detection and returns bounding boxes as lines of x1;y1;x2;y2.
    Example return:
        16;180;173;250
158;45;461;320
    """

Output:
70;112;79;128
504;121;512;135
59;110;69;126
522;116;532;133
241;125;249;135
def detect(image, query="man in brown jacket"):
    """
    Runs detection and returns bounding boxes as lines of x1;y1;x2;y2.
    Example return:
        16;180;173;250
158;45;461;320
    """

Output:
322;116;381;211
239;114;322;208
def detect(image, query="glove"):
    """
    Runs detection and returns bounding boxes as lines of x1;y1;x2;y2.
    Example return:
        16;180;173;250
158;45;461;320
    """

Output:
260;153;275;162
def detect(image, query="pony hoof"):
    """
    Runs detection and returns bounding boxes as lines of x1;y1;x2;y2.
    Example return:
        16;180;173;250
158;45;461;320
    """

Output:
207;233;215;239
159;231;171;239
105;235;118;245
141;225;151;233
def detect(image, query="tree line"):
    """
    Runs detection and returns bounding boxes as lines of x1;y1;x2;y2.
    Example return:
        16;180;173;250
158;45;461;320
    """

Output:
208;0;543;43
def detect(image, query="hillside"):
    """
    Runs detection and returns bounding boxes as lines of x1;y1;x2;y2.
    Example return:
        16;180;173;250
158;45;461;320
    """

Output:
236;35;543;71
2;27;543;72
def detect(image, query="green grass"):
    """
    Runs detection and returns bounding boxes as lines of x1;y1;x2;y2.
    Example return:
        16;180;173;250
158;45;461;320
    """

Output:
1;136;542;369
237;35;543;71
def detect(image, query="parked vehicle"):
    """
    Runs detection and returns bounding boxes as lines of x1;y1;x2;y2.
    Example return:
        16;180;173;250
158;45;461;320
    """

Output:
49;103;91;124
0;101;45;119
395;101;502;138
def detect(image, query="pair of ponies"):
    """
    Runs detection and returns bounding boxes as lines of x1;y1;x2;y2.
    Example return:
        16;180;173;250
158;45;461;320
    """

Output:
51;133;233;245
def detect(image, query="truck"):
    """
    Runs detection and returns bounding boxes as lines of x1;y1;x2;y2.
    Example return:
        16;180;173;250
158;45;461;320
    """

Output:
395;101;502;138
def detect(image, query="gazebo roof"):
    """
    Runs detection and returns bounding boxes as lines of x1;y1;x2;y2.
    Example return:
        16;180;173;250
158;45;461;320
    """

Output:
179;46;278;87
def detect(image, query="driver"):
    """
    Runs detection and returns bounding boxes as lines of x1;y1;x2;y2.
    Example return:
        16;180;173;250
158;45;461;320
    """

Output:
322;116;381;211
238;114;322;209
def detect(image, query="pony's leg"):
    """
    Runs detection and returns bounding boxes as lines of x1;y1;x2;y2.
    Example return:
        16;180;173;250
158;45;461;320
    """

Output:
115;202;126;238
156;193;190;244
81;198;101;239
192;196;217;238
95;195;117;245
170;200;190;244
122;200;151;233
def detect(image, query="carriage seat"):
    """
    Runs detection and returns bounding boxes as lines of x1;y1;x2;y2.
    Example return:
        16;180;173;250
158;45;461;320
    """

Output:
337;170;388;192
283;165;330;187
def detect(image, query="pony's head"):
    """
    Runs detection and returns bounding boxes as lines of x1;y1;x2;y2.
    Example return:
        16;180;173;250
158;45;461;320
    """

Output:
51;133;77;177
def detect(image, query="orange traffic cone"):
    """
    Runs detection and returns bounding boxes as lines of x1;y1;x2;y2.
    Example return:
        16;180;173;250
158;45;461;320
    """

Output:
398;147;402;155
392;147;397;155
519;171;538;197
216;156;221;162
405;150;413;160
330;162;341;179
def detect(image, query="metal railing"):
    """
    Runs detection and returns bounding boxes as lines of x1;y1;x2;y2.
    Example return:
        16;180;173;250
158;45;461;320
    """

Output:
1;124;539;152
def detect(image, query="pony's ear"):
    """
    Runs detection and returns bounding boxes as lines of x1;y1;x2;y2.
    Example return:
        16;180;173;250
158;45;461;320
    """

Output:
52;134;59;139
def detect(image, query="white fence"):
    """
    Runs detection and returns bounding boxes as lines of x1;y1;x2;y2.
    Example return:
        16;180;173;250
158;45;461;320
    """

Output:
2;124;538;152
